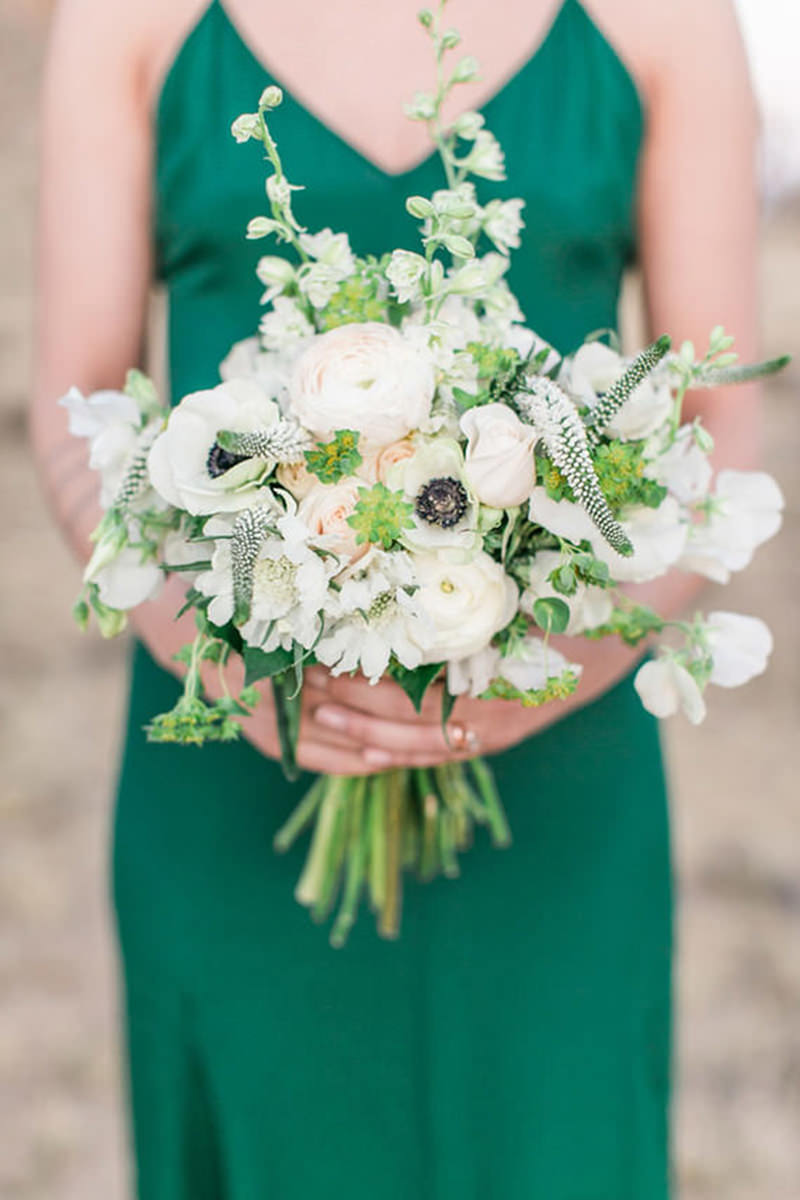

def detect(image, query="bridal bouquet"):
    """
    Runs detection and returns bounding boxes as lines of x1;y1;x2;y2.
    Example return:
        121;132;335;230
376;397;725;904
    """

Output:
64;3;787;945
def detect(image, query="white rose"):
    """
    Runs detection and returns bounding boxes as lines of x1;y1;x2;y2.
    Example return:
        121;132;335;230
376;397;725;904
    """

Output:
706;611;773;688
413;550;518;662
357;438;417;485
568;342;673;441
288;322;435;443
460;404;537;508
297;479;362;563
147;379;283;515
634;659;707;724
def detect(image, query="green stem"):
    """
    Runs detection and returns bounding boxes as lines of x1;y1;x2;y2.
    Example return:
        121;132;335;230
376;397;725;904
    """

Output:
379;771;404;939
469;758;512;848
330;778;368;948
368;774;388;913
273;776;325;853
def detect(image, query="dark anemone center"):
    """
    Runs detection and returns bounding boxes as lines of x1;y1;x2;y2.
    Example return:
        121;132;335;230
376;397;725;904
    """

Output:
207;443;251;479
414;476;468;529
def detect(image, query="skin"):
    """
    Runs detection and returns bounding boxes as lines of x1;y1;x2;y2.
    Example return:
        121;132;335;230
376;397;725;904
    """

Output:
33;0;762;775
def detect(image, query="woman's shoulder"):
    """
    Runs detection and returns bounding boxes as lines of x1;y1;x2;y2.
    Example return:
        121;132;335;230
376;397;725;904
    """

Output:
580;0;750;104
48;0;214;111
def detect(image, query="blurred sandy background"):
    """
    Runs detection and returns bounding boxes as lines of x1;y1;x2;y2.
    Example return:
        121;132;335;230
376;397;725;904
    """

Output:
1;1;798;1197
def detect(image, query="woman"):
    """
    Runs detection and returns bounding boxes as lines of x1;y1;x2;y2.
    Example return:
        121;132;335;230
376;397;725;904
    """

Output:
33;0;761;1195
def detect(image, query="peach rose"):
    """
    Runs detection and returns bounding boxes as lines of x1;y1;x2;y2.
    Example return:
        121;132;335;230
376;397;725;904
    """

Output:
298;479;362;563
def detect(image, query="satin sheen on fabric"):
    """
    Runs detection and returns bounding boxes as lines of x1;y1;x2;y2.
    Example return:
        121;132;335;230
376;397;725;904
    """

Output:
114;2;672;1196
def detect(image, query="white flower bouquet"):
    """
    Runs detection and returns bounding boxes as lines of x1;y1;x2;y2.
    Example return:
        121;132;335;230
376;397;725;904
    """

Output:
64;4;788;945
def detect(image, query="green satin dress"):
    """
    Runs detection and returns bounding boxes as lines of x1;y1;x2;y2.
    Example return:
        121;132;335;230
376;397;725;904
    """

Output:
114;2;672;1196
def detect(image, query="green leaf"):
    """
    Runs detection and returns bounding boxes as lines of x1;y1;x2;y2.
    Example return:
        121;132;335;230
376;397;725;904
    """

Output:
388;660;444;713
347;483;415;549
271;671;302;782
532;597;570;635
549;564;578;596
243;645;294;686
441;685;457;732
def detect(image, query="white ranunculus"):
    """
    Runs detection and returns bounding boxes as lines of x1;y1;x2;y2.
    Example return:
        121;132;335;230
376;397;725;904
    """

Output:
297;478;363;564
522;549;613;635
678;470;784;582
147;379;283;515
634;659;707;724
92;547;163;610
567;342;673;441
288;322;436;443
460;404;537;508
644;426;712;505
705;611;773;688
413;550;518;662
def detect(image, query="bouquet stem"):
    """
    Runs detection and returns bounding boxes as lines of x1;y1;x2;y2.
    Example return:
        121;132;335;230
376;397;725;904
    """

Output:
275;757;510;945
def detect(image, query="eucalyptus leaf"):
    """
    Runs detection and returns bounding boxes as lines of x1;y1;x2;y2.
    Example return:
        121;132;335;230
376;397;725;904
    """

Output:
532;597;570;635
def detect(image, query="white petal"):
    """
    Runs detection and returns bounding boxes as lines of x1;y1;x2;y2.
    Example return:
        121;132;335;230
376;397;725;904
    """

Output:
707;611;773;687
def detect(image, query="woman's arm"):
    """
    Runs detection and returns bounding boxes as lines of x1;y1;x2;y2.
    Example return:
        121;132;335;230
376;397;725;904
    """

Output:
310;0;765;765
32;0;381;775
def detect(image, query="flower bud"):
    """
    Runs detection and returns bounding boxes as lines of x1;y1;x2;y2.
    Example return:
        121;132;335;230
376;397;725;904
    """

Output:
441;28;461;49
256;255;296;289
246;216;281;240
442;234;475;259
404;91;436;121
453;110;485;140
231;113;262;143
451;55;480;83
259;85;283;109
417;8;434;28
406;195;436;219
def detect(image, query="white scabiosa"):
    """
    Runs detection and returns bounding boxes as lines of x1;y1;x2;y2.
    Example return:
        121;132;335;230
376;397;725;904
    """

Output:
634;658;707;724
196;513;331;650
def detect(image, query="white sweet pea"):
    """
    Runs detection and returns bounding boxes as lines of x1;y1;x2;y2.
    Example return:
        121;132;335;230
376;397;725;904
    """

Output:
634;658;707;724
461;404;537;508
591;498;688;582
679;470;784;582
413;550;518;662
259;296;315;353
644;425;712;505
447;635;578;698
196;513;331;651
481;198;525;254
147;379;284;515
567;342;673;441
60;386;143;507
522;550;613;635
91;546;163;610
288;322;435;442
386;250;428;304
527;487;597;545
315;549;432;681
705;611;773;688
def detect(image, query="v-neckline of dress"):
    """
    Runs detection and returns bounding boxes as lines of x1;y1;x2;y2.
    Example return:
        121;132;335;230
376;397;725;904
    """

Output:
214;0;574;180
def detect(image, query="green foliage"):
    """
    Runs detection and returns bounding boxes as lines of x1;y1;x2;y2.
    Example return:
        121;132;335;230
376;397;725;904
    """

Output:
145;696;245;746
537;437;667;516
304;428;363;484
531;596;570;635
388;660;444;712
317;260;393;330
481;668;580;707
492;611;530;654
243;645;295;686
347;483;415;549
586;603;665;646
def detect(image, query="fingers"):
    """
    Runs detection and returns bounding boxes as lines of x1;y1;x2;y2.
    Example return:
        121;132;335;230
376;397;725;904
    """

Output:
313;702;483;761
306;664;446;721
